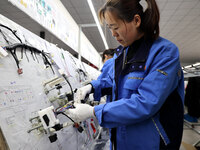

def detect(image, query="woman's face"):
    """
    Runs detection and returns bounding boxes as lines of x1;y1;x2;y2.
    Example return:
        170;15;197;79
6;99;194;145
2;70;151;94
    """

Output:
104;11;142;47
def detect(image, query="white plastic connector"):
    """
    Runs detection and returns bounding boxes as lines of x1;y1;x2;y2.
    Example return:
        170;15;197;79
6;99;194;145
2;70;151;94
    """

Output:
58;69;64;75
49;122;74;133
38;106;59;130
43;76;64;87
48;78;64;88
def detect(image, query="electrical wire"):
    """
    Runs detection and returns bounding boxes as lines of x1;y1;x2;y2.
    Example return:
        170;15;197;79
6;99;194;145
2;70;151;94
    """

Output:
0;24;22;43
34;51;39;63
56;111;75;123
0;23;54;74
24;48;29;62
0;24;24;62
0;29;11;45
62;74;74;101
10;48;20;69
4;43;55;74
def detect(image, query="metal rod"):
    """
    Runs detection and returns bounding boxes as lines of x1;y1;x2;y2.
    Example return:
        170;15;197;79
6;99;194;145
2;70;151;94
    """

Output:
27;125;43;133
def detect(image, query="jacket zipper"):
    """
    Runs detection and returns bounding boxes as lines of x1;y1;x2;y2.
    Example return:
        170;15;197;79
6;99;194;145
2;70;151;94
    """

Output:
122;49;126;70
151;118;168;146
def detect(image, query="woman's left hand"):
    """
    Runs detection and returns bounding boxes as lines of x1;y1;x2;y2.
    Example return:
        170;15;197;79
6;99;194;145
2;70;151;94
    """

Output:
66;103;95;122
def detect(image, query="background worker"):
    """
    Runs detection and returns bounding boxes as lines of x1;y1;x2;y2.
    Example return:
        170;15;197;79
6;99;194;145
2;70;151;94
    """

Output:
102;48;115;63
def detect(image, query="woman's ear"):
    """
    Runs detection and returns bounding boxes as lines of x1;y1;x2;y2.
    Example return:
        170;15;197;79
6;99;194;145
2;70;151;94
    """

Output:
104;54;108;59
132;14;141;28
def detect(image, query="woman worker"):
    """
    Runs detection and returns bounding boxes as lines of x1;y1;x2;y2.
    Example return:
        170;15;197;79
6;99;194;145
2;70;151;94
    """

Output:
67;0;184;149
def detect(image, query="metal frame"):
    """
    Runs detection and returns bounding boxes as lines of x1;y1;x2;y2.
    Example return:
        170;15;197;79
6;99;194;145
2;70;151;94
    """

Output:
78;23;97;61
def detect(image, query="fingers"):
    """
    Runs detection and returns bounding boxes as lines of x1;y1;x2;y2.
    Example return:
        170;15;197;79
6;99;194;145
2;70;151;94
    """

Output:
74;99;81;103
65;103;94;123
72;103;77;108
65;108;74;115
74;89;83;103
65;109;79;122
65;109;70;114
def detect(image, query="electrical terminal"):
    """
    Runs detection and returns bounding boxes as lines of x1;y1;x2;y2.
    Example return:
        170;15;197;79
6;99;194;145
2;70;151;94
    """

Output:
27;116;44;134
0;46;8;58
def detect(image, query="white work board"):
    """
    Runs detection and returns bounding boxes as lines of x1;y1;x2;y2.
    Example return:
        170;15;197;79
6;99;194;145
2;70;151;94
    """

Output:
0;14;108;150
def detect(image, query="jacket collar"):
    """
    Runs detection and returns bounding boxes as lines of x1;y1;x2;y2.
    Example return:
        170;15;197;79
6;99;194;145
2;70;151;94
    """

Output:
114;38;153;73
114;38;152;62
126;37;152;64
115;45;124;57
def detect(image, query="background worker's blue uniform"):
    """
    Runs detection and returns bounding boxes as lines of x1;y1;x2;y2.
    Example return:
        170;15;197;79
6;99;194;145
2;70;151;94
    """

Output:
93;37;184;150
91;46;122;102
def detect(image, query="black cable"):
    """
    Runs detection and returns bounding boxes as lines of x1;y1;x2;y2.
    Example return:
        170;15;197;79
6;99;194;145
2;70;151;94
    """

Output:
30;48;35;61
78;69;87;77
0;24;54;74
10;48;20;69
41;51;55;74
62;74;74;101
24;48;29;62
34;51;39;63
77;68;88;82
0;29;11;45
56;111;75;123
21;47;23;59
0;30;21;72
0;24;22;43
6;43;41;54
5;44;54;74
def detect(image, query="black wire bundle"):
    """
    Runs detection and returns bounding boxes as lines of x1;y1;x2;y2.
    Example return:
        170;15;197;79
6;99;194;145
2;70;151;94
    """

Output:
5;43;54;74
0;24;54;74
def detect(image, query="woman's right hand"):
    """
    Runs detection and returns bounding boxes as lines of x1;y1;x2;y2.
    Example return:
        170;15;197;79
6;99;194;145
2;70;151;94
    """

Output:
74;84;92;103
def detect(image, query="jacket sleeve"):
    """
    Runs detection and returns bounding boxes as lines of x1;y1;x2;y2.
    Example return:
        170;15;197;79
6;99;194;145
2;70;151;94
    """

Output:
94;43;184;128
91;58;114;101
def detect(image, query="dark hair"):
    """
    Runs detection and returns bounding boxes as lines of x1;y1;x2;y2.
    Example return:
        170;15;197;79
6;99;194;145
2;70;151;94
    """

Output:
99;0;160;41
102;48;115;62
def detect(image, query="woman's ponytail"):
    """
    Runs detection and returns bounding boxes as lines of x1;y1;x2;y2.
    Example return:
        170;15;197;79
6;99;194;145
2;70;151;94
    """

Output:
141;0;160;41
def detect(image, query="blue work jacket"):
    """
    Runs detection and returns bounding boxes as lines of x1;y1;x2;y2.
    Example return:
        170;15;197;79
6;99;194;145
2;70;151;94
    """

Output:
94;37;184;150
